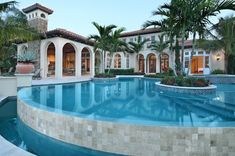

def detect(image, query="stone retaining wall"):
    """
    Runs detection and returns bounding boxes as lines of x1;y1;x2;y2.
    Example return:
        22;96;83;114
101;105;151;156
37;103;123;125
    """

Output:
18;99;235;156
155;82;216;95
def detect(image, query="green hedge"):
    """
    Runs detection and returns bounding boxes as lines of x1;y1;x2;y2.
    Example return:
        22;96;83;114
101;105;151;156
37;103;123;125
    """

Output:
144;68;175;78
105;68;143;75
211;69;225;74
161;76;209;87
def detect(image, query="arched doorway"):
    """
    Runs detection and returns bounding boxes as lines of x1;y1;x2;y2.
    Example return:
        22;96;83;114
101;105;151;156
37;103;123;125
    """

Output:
81;48;91;75
148;54;156;73
160;53;169;73
63;43;76;76
138;54;145;73
47;43;55;77
114;54;121;69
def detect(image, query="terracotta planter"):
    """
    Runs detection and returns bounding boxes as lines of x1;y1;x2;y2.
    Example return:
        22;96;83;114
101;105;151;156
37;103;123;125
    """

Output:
16;63;35;74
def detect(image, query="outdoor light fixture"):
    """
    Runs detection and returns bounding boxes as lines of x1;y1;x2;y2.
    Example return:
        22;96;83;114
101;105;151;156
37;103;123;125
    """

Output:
216;53;221;61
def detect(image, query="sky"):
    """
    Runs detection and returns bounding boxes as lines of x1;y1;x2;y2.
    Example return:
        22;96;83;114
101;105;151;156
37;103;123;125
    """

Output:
9;0;235;37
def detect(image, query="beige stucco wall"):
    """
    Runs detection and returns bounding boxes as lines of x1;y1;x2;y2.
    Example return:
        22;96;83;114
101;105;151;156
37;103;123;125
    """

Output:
0;77;17;97
210;51;225;72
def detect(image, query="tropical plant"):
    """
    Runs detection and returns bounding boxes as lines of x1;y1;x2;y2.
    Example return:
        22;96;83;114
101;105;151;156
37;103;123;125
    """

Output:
106;27;127;74
151;34;169;55
199;16;235;73
174;39;181;74
128;36;149;72
0;6;39;74
143;0;235;75
17;51;37;63
88;22;117;73
0;1;16;13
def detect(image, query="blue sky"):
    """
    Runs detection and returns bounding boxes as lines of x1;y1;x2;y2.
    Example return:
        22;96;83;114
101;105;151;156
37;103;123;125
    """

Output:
14;0;234;37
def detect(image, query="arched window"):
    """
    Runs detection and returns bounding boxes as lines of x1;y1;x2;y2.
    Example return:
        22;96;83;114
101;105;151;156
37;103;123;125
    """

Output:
126;54;129;68
41;13;46;18
138;54;145;73
148;54;156;73
161;54;169;72
114;54;121;68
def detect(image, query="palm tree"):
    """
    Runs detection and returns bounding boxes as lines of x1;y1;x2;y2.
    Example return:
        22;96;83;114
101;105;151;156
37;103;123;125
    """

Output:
143;0;235;75
0;7;39;74
128;36;149;72
199;16;235;73
106;27;126;74
0;1;16;13
151;34;170;73
187;0;235;75
88;22;117;73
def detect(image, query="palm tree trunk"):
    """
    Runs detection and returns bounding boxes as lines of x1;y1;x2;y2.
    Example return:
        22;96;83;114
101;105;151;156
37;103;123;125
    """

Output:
181;27;186;75
108;53;114;74
137;53;139;72
224;53;229;74
187;32;196;76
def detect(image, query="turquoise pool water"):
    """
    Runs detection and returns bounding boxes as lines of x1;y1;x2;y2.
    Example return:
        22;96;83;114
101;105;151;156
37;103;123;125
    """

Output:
18;77;235;127
0;100;122;156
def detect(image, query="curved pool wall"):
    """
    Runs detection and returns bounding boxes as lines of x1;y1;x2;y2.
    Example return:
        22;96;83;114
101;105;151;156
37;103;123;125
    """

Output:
155;82;217;95
17;118;121;156
18;98;235;156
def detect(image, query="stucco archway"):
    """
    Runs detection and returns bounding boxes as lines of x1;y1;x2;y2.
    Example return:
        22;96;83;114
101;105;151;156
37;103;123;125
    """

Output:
81;47;91;75
160;53;169;73
46;42;56;77
62;43;76;76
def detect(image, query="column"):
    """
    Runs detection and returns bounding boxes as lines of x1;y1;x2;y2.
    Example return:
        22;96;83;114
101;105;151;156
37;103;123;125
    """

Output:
55;41;63;78
76;46;81;77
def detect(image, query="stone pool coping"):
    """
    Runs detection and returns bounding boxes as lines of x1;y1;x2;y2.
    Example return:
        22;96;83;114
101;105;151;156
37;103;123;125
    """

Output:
193;75;235;84
155;82;217;94
18;98;235;156
0;135;35;156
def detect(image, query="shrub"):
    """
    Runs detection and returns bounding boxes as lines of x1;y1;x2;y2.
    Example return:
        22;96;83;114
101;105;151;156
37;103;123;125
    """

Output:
104;68;136;75
211;69;225;74
161;76;209;87
94;73;115;78
145;68;175;79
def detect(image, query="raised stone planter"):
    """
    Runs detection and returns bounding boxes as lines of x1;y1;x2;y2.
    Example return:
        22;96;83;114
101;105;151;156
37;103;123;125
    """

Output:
155;82;217;94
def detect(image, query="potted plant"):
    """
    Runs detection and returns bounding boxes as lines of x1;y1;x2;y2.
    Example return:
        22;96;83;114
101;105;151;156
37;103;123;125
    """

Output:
16;51;36;74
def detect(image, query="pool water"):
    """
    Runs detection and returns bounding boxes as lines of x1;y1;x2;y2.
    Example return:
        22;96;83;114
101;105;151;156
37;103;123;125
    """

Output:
0;100;123;156
18;78;235;127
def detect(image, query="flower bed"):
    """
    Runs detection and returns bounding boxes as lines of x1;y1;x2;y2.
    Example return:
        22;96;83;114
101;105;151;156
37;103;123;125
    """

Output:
161;76;209;87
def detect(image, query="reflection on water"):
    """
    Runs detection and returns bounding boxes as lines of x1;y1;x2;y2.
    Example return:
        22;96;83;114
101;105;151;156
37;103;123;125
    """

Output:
19;78;235;127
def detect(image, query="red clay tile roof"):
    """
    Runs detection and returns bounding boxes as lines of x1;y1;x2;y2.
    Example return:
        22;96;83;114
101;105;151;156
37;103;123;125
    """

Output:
45;28;94;46
121;28;161;37
22;3;53;15
178;40;193;48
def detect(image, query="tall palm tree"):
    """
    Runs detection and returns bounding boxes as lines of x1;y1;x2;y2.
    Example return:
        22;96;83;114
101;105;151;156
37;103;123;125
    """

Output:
143;0;235;75
106;27;126;74
151;34;169;54
151;34;170;73
199;16;235;73
88;22;117;73
0;1;16;12
187;0;235;75
128;36;149;72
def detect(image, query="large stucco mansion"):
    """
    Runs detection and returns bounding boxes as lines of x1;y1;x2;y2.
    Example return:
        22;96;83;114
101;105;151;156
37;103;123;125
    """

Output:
17;3;225;79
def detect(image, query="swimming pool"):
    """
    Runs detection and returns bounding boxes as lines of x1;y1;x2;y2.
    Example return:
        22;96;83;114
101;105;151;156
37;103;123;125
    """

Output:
16;77;235;155
18;77;235;127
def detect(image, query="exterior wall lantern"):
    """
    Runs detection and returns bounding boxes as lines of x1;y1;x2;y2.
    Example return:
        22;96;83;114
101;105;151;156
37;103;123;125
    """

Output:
216;53;221;61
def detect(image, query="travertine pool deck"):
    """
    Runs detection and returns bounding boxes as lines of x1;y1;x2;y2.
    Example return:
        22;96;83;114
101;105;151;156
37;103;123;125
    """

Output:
0;135;34;156
32;75;92;86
